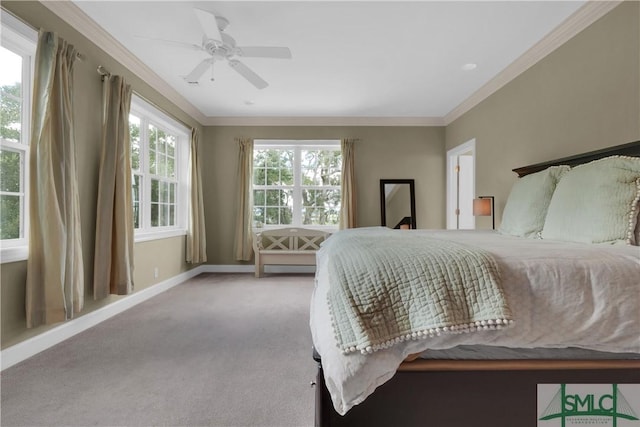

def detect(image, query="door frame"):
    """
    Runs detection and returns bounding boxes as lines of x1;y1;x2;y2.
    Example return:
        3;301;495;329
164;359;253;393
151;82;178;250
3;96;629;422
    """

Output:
446;139;476;229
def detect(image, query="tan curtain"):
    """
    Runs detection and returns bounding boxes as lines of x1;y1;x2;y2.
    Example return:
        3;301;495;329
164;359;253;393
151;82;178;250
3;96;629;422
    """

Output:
186;128;207;263
339;138;357;229
25;31;84;327
93;75;134;299
233;138;254;261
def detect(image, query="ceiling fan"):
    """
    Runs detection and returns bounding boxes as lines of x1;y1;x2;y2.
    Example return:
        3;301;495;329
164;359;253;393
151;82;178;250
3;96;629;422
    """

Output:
156;8;292;89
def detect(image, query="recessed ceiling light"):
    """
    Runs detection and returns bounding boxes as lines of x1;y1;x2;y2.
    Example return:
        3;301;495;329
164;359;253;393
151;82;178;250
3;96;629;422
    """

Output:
461;63;477;71
244;100;255;106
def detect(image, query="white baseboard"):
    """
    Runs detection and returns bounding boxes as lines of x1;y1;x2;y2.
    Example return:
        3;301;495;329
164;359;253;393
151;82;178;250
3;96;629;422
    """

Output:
199;264;316;274
0;266;205;371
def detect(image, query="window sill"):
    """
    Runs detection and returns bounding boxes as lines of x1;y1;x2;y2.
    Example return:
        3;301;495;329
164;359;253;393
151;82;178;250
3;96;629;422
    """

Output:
134;228;187;243
1;245;28;264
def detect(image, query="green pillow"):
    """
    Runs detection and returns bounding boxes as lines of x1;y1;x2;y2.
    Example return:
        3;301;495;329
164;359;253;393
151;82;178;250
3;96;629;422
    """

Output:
499;166;570;238
541;156;640;244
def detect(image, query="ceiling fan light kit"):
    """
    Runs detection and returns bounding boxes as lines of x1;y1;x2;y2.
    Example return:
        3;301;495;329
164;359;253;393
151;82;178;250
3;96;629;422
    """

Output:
168;8;292;89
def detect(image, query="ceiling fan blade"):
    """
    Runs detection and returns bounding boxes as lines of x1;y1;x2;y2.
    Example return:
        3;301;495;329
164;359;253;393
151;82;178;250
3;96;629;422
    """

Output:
228;59;268;89
236;46;292;59
184;59;212;84
194;8;223;43
135;36;202;51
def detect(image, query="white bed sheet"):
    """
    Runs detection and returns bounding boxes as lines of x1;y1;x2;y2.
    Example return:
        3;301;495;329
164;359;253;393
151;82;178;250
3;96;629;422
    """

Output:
310;229;640;415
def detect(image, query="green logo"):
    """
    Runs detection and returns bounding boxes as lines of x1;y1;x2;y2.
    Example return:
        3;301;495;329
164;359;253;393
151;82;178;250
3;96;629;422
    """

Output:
539;384;639;426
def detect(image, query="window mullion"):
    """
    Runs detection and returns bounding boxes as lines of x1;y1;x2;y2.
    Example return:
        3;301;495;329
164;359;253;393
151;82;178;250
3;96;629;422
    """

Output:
141;118;150;231
293;146;302;226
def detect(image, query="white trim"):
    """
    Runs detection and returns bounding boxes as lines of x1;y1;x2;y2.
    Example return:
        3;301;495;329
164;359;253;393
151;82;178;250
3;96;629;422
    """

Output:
0;9;38;44
0;266;204;371
203;116;446;127
0;245;28;263
134;228;187;243
446;139;476;230
130;96;190;236
443;0;622;125
38;0;207;125
199;264;315;274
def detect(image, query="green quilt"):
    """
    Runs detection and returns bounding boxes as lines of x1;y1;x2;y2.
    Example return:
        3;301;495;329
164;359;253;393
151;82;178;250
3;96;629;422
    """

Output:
325;228;512;355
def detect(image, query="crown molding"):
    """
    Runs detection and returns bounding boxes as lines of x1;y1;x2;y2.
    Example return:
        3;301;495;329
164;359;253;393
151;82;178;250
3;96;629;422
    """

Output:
202;116;446;127
444;0;622;125
39;0;208;125
39;0;620;128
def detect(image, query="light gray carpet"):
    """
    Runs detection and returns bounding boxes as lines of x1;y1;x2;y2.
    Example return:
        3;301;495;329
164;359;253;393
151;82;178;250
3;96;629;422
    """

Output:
1;273;317;427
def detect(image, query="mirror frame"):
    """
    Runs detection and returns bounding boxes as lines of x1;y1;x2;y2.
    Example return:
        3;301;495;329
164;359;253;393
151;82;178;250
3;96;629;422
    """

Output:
380;179;416;229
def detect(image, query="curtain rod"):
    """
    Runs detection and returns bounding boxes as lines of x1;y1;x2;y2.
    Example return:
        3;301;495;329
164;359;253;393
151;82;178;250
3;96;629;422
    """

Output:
97;65;110;81
96;66;193;131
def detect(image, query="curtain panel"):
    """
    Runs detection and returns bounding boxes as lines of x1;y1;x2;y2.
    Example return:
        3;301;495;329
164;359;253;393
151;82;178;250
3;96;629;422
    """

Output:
339;138;357;229
186;128;207;264
93;75;134;299
234;138;254;261
25;32;84;327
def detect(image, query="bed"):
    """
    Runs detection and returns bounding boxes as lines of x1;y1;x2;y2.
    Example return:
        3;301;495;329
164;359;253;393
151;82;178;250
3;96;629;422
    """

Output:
310;140;640;427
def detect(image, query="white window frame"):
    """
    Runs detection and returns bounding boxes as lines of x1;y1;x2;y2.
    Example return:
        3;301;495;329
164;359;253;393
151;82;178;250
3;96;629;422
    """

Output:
253;139;341;232
0;10;36;263
130;95;189;242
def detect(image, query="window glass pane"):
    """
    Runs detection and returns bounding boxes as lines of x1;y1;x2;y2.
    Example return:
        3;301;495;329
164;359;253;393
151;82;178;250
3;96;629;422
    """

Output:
253;189;265;206
167;135;175;157
157;153;166;177
169;205;175;226
129;115;140;171
253;167;265;186
151;203;158;227
0;149;21;192
157;129;166;154
161;181;168;203
253;207;265;226
148;125;157;174
0;46;23;144
151;179;159;202
132;174;141;229
280;207;293;224
0;194;20;239
159;203;167;226
169;183;175;203
302;149;341;186
167;156;175;179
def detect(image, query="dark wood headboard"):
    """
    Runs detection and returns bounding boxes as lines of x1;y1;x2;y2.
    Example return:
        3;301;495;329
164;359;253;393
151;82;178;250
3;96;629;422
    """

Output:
512;140;640;177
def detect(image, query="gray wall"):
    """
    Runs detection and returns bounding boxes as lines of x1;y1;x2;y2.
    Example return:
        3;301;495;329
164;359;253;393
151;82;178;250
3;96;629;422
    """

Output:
446;1;640;228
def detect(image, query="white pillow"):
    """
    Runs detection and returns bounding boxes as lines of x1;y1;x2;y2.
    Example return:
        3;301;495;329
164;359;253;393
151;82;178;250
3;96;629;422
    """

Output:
541;156;640;244
499;165;570;238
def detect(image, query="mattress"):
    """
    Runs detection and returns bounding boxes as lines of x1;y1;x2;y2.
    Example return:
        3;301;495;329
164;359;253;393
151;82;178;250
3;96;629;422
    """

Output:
310;229;640;415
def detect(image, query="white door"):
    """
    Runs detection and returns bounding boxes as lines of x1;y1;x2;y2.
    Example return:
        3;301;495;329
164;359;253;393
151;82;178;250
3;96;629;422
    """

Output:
446;139;476;229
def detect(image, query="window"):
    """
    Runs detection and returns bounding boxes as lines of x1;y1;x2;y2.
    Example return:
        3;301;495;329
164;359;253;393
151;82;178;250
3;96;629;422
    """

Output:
0;11;36;262
253;140;341;230
129;95;189;241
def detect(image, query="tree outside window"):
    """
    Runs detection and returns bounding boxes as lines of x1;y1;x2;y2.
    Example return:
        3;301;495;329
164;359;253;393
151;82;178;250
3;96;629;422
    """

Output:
1;45;27;241
253;141;341;229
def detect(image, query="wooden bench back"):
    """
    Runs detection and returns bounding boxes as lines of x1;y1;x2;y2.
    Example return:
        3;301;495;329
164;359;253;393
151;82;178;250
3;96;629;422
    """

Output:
254;228;330;251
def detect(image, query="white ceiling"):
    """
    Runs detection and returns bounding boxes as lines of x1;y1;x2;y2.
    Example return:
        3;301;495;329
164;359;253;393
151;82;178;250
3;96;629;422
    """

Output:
72;1;588;122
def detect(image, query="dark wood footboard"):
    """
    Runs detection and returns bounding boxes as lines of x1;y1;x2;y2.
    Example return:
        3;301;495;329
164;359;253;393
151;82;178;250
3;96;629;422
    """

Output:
314;354;640;427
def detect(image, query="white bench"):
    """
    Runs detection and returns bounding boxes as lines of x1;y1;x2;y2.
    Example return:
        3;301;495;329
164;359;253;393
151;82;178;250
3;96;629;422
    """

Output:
252;228;330;278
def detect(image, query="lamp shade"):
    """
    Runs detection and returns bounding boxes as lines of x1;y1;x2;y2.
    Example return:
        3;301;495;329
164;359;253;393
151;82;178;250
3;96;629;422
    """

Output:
473;198;492;216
